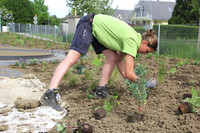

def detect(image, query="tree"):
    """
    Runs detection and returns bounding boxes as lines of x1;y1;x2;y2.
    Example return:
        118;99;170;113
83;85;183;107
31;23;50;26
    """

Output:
66;0;115;15
1;0;35;24
33;0;49;25
0;6;14;26
169;0;199;25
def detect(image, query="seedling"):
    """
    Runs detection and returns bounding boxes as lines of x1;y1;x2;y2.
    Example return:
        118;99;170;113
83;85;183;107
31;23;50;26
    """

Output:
182;87;200;112
29;58;38;65
125;64;148;112
94;95;120;114
20;62;26;68
15;62;19;66
146;53;153;58
167;67;178;74
56;120;93;133
158;58;167;82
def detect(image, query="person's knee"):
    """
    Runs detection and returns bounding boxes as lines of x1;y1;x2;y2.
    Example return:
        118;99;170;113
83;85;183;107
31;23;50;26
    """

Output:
106;55;118;64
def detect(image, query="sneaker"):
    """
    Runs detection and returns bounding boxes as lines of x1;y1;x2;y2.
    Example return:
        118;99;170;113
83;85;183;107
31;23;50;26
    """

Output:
40;88;63;111
94;85;109;99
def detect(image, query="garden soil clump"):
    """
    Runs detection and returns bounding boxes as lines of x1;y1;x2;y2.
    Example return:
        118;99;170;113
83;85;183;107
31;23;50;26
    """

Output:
5;53;200;132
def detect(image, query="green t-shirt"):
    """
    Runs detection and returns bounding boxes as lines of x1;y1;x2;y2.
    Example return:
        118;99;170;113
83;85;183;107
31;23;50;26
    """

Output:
92;14;142;57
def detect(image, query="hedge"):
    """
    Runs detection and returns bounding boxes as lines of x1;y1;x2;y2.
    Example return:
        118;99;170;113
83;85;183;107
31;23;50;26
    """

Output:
133;27;146;35
153;24;199;39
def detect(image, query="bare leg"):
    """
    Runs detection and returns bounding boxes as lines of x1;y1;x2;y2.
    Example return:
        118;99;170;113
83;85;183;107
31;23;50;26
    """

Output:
99;50;118;86
49;50;81;90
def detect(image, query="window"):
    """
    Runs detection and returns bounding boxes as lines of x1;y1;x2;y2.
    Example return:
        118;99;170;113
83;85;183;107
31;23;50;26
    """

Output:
136;6;147;17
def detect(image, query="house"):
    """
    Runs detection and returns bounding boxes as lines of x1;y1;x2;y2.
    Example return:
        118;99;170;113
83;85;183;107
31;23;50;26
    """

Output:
129;0;176;29
112;9;132;24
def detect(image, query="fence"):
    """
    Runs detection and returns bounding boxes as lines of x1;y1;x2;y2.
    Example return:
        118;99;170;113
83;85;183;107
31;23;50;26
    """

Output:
156;24;200;60
6;22;68;43
2;22;200;60
135;24;200;60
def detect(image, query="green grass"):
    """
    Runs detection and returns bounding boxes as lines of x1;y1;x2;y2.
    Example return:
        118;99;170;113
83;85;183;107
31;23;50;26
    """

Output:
159;39;199;60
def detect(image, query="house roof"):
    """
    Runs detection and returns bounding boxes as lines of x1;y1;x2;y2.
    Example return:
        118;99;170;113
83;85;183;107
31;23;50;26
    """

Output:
136;1;176;20
112;9;132;23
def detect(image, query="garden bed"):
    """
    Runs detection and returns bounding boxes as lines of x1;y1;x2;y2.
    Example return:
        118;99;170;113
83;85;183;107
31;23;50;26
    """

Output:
5;53;200;132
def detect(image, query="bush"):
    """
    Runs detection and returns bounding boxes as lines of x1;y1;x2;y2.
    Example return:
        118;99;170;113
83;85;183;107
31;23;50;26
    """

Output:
133;27;146;34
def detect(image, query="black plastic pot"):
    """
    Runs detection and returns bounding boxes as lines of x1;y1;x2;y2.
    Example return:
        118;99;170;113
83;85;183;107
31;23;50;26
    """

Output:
77;65;86;74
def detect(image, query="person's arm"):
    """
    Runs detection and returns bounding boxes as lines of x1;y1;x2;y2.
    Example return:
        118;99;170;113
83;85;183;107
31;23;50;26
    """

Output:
115;52;126;78
125;54;140;82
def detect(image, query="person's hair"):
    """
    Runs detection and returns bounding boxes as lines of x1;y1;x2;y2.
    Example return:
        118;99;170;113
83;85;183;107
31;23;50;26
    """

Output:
142;29;158;51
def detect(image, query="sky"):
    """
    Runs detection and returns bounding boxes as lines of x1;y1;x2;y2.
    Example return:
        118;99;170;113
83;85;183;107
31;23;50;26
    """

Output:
44;0;175;18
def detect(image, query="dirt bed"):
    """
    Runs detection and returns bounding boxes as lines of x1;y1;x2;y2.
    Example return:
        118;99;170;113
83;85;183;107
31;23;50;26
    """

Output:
6;53;200;133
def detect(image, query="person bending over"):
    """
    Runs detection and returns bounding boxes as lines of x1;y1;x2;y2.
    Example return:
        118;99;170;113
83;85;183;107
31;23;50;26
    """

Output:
40;13;158;111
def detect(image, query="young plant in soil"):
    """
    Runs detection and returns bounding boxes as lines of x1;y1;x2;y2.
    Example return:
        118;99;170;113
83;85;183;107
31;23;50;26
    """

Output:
93;94;120;119
125;64;148;113
86;79;99;99
158;58;167;82
178;87;200;114
56;120;93;133
167;67;178;74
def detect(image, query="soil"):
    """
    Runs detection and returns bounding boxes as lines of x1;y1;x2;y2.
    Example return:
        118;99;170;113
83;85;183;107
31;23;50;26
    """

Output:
4;52;200;133
0;33;200;132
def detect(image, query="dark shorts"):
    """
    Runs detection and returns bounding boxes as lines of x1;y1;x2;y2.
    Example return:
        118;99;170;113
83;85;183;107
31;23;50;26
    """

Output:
69;13;107;55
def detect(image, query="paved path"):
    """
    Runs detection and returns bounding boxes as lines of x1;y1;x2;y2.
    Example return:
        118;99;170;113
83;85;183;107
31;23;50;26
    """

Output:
0;45;66;77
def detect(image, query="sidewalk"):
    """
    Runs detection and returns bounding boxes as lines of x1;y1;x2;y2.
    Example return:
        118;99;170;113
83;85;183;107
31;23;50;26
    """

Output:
0;45;66;77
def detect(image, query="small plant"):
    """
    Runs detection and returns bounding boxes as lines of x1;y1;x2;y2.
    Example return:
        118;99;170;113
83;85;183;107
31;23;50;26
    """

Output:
158;59;167;82
86;79;99;99
29;58;38;65
155;53;159;63
125;64;148;112
146;53;153;58
63;68;72;80
135;53;141;61
94;95;120;114
92;56;102;66
104;95;120;114
84;69;93;80
68;75;79;86
51;59;58;64
56;120;93;133
41;61;46;72
15;62;19;66
182;87;200;112
108;67;119;86
20;62;26;68
167;67;178;74
193;60;199;65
